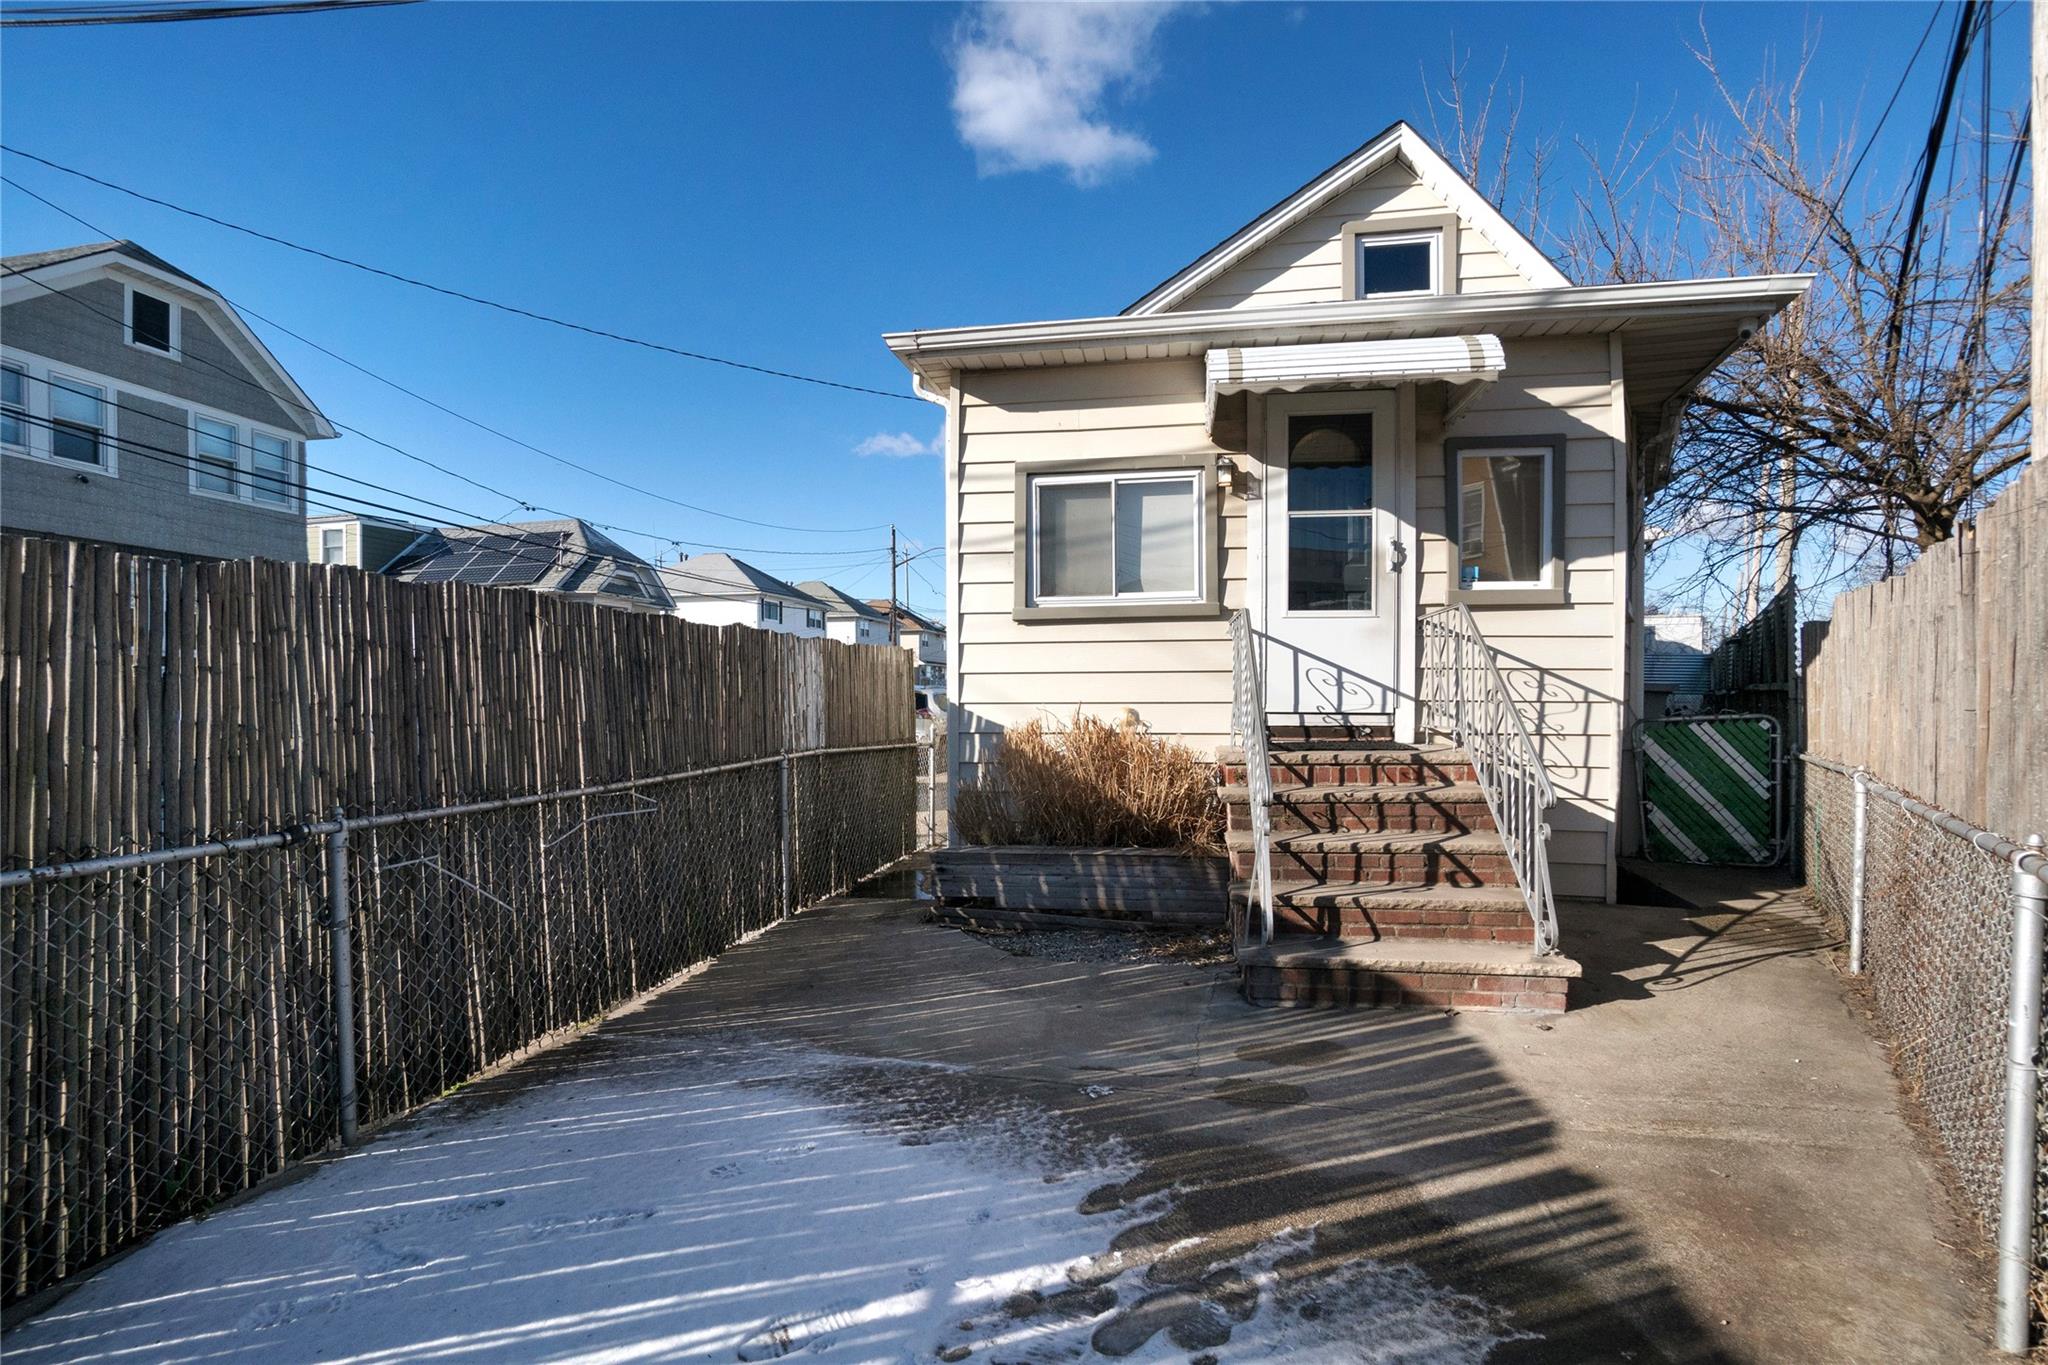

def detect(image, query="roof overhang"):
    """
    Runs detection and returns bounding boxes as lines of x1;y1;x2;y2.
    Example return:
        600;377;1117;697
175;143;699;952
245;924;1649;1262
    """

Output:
1202;334;1505;448
1;249;338;440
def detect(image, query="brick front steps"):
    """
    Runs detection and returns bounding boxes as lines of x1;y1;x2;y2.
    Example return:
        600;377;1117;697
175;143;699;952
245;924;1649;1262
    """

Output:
1217;738;1579;1013
1238;938;1581;1011
1236;880;1536;944
1229;829;1517;889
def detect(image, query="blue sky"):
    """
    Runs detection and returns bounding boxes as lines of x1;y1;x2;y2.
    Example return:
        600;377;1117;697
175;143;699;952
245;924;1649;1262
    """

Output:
0;1;2017;620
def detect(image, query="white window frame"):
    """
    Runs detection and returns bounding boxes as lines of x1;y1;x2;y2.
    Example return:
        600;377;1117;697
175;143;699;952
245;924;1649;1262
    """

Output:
1453;445;1554;590
1026;469;1206;608
1351;229;1441;301
46;370;112;472
247;429;295;507
0;362;28;452
804;609;824;631
186;411;300;509
123;282;182;359
320;527;346;564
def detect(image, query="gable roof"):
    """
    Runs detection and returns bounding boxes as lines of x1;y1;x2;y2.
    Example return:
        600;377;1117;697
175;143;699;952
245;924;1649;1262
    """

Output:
797;581;888;621
866;599;942;634
386;518;667;606
658;553;824;606
0;240;337;439
1121;122;1569;317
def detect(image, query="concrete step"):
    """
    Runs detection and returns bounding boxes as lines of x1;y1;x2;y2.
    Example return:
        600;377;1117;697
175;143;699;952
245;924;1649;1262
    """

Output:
1229;829;1516;890
1219;782;1495;836
1238;937;1579;1012
1233;879;1533;943
1218;744;1476;789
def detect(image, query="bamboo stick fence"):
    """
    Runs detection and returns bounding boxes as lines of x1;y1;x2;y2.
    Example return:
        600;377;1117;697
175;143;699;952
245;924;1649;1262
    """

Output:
0;535;916;1304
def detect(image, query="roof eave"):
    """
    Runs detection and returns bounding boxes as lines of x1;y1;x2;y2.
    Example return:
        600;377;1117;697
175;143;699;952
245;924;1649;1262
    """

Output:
884;274;1814;385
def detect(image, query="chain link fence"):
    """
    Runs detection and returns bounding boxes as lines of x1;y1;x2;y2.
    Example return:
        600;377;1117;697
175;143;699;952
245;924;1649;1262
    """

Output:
916;721;947;849
1802;755;2046;1348
1;743;914;1305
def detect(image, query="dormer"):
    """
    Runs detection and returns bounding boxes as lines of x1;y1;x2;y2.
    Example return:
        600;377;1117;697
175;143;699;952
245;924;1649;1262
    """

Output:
1124;122;1568;316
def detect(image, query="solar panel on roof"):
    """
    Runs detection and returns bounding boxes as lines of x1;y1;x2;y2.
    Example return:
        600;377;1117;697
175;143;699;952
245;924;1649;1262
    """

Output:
492;555;554;586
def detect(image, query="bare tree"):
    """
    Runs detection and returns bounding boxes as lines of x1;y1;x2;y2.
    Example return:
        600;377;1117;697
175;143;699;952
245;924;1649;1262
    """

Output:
1424;18;2031;613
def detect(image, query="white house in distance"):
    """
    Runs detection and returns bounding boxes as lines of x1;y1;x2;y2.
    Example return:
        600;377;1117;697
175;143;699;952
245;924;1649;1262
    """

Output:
796;581;891;645
659;553;828;636
884;120;1808;1011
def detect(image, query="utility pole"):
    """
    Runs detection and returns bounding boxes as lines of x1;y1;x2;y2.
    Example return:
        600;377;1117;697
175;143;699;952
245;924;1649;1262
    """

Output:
889;524;899;646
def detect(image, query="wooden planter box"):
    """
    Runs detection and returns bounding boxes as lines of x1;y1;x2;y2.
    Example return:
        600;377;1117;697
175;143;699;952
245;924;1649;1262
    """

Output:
931;846;1229;927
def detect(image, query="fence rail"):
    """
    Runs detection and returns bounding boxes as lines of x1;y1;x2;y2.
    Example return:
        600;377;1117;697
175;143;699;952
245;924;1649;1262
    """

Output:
1801;754;2045;1352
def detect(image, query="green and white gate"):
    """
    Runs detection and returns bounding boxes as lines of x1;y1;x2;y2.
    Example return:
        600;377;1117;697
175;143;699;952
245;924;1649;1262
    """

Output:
1633;715;1785;865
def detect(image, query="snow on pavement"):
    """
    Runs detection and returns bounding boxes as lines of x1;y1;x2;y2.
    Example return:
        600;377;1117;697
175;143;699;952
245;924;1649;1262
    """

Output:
3;1037;1521;1363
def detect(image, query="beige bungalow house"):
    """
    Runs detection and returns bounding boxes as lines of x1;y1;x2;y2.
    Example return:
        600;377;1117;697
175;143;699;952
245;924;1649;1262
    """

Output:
885;123;1808;1008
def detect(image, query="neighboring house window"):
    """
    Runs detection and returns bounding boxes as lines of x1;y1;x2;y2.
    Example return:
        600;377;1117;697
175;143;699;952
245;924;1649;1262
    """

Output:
1459;484;1487;560
1352;230;1438;299
49;375;108;467
762;600;784;624
126;288;177;354
193;416;239;494
1444;434;1567;603
320;528;346;564
805;609;823;630
1028;470;1201;605
249;431;294;506
0;365;25;448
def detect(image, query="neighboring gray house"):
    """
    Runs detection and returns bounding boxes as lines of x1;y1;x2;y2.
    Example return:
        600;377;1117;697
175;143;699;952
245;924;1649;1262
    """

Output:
307;512;423;570
658;553;828;636
385;518;671;613
796;581;892;646
1;240;336;561
867;598;946;686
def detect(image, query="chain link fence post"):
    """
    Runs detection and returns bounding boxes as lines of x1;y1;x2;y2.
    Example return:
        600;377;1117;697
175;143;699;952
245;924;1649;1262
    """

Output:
1848;766;1870;974
1997;834;2046;1354
779;755;793;918
325;808;359;1146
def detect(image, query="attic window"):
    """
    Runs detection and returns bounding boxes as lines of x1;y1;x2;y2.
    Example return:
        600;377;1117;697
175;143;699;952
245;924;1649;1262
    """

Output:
126;287;177;354
1353;231;1438;299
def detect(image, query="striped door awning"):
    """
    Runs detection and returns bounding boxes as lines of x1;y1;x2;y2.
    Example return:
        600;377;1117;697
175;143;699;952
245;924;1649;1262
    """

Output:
1636;716;1783;865
1203;334;1505;439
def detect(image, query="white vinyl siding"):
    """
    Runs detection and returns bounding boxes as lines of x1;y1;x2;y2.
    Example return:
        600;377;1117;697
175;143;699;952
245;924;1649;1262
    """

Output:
1176;159;1535;312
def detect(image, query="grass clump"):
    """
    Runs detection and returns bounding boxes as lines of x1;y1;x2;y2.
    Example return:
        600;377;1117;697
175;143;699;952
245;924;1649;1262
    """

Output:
954;714;1224;857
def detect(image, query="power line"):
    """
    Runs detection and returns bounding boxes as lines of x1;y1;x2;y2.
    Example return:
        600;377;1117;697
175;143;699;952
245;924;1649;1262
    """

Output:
1884;0;1983;382
0;258;887;563
0;0;414;27
2;174;894;536
0;145;920;402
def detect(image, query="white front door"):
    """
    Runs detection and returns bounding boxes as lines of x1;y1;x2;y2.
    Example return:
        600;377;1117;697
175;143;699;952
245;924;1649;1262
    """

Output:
1257;390;1409;724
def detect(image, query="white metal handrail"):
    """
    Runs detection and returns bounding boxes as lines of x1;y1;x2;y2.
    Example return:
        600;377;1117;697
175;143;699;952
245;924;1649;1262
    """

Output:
1420;605;1561;955
1229;610;1275;947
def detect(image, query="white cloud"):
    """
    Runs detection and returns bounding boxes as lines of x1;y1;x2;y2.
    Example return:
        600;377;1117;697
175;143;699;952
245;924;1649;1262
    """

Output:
855;430;939;458
949;2;1182;187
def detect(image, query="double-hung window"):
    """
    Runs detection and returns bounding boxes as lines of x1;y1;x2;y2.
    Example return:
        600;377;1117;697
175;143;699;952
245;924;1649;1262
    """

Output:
193;416;239;494
249;432;295;506
805;609;824;631
1445;435;1566;603
320;527;346;564
0;365;26;449
49;376;108;467
762;600;784;625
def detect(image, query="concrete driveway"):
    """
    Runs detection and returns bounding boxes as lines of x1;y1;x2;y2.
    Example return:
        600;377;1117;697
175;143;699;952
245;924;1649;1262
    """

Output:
4;869;1990;1363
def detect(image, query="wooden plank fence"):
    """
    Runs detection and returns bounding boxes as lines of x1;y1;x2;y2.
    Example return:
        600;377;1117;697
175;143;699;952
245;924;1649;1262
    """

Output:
2;534;912;866
0;534;915;1303
1804;460;2046;841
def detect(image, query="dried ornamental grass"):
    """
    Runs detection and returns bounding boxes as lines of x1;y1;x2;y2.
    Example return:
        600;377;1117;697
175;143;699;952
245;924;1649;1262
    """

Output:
955;714;1224;857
